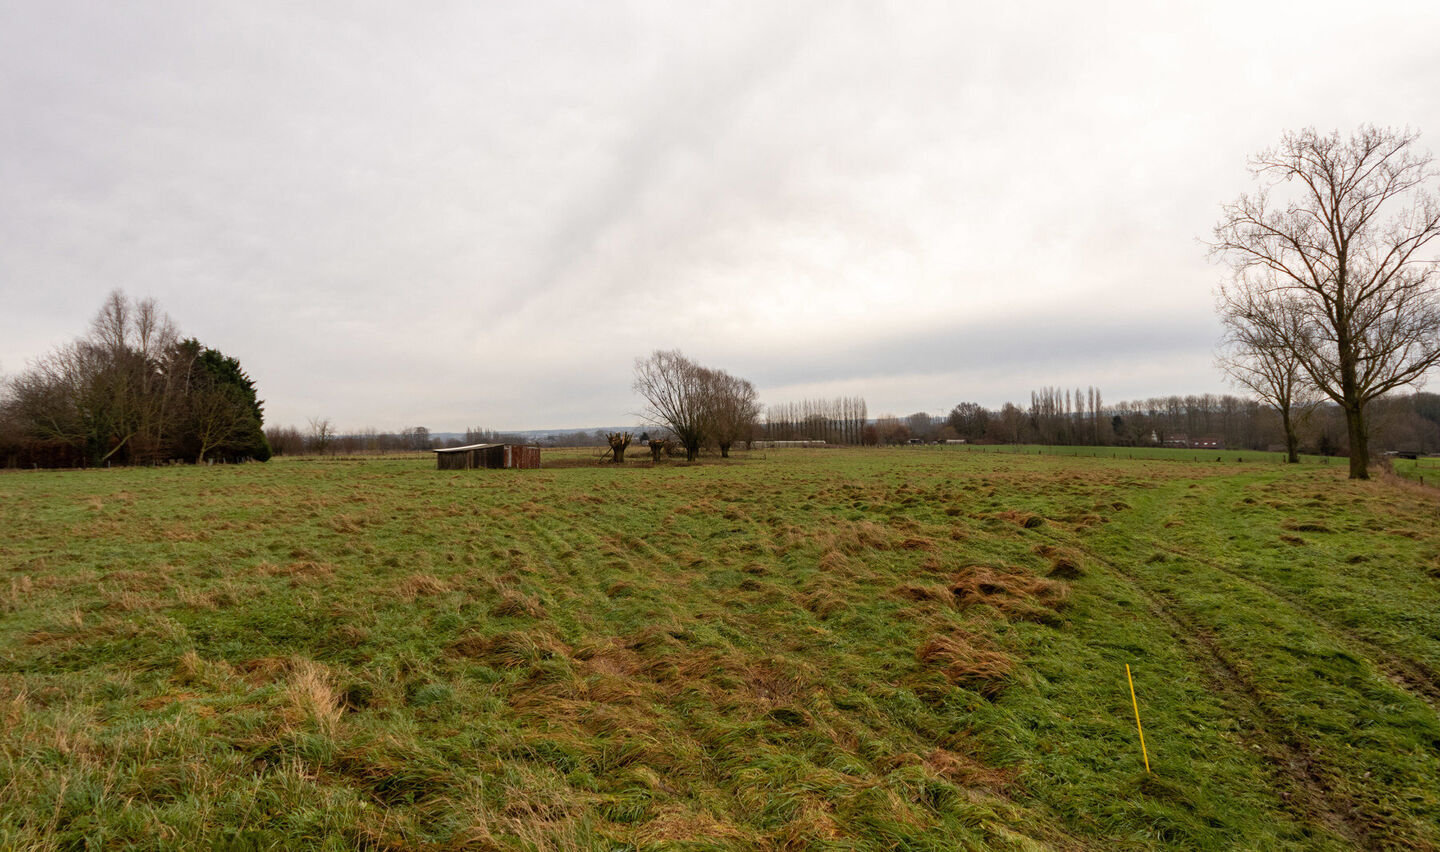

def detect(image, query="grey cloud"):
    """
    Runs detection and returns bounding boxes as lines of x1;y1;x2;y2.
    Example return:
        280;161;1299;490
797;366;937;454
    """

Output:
3;2;1439;429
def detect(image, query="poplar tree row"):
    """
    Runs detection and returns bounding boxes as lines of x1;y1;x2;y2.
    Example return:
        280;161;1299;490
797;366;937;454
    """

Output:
763;396;869;444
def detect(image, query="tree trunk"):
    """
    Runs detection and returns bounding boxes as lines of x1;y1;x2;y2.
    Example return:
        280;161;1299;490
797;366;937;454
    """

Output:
719;441;731;458
607;432;630;464
685;442;699;461
1281;407;1299;464
1344;405;1368;480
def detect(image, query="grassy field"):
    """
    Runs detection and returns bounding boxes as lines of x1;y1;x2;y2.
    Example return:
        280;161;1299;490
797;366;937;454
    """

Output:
1392;455;1440;488
947;443;1331;464
2;449;1438;850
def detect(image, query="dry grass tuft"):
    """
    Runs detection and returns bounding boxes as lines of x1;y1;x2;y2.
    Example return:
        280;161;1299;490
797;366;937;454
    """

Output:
492;589;546;618
922;747;1013;790
235;656;291;685
173;650;204;685
101;588;158;612
395;572;449;601
287;658;343;735
635;805;750;845
1282;519;1333;533
802;520;894;555
891;583;948;603
174;586;217;610
2;575;34;613
450;629;571;669
997;510;1045;529
916;631;1014;698
260;560;335;586
1046;559;1084;580
949;566;1069;625
817;550;849;574
898;537;937;551
798;588;845;618
771;796;844;849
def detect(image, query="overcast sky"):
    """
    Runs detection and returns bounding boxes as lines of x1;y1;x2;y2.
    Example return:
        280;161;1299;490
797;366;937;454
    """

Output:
3;2;1439;431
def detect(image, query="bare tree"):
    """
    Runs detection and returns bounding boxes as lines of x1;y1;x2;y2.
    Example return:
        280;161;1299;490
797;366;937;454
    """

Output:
265;425;306;456
1217;287;1318;462
1212;127;1440;478
633;350;712;461
708;372;760;458
188;382;250;463
308;417;335;455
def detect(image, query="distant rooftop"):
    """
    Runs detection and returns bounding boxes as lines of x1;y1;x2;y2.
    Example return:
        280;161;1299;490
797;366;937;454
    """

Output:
432;443;503;453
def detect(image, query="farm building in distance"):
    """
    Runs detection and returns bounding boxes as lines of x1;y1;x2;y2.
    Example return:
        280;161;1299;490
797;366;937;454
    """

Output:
433;443;541;470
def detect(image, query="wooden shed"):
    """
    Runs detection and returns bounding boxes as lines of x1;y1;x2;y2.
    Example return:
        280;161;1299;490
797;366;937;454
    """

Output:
433;443;541;470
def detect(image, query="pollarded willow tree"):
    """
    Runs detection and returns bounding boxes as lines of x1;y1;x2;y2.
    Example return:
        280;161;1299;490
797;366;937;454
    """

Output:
633;350;713;461
1211;126;1440;479
632;349;760;461
707;371;760;458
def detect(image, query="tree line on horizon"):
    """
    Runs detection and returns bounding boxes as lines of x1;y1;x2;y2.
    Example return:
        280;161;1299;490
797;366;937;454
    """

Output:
885;389;1440;455
194;384;1440;462
0;292;269;468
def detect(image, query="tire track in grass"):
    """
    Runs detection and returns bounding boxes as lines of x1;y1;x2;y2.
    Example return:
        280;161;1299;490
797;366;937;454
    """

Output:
1081;546;1379;850
1145;537;1440;718
1143;478;1440;719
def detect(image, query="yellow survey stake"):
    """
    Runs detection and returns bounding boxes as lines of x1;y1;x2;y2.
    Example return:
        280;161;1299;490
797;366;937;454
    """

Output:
1127;663;1150;773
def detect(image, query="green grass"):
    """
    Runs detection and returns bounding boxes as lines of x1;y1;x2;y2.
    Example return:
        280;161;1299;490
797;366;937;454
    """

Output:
2;449;1438;850
947;442;1334;464
1391;455;1440;487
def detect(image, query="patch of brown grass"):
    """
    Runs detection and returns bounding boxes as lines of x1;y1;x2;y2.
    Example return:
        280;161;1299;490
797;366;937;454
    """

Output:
450;629;571;669
890;583;948;603
235;656;291;685
2;575;34;613
259;560;335;586
804;520;894;555
394;572;449;601
817;550;850;574
916;631;1013;698
922;747;1013;790
101;587;161;612
996;510;1045;529
798;588;846;619
1046;559;1084;580
948;565;1069;624
286;658;343;735
635;805;751;845
897;537;937;551
492;589;545;618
